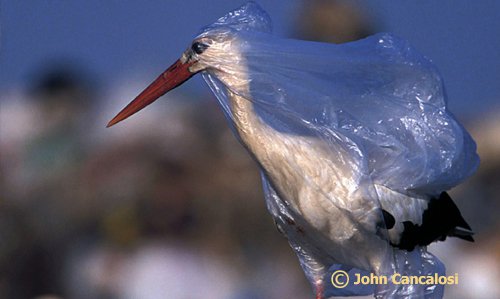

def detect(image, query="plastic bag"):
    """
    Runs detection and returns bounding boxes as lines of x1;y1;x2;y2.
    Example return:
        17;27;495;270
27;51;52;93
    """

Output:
192;2;479;298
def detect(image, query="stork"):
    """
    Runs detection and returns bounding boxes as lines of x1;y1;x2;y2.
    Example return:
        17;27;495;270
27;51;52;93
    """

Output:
107;2;478;298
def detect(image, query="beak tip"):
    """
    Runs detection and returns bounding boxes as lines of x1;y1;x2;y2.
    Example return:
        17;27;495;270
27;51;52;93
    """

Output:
106;118;119;128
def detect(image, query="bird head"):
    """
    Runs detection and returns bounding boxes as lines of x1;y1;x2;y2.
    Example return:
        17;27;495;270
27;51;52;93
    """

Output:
106;33;227;128
107;2;271;127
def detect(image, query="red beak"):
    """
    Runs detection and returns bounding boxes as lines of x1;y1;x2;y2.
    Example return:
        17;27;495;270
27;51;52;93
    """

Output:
107;59;195;127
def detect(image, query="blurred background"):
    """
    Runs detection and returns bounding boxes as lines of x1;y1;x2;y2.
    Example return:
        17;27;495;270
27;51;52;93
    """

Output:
1;1;499;298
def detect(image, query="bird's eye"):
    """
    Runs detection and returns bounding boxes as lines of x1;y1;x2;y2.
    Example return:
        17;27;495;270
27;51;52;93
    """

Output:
192;42;209;55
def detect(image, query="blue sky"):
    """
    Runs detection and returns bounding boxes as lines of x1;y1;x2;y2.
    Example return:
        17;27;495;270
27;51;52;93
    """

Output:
1;0;499;118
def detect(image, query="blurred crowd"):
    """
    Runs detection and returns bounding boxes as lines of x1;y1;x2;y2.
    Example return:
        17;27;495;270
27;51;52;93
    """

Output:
1;1;499;299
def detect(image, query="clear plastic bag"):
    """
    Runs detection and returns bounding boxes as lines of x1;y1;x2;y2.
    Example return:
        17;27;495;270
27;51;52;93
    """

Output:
115;2;479;298
196;2;479;298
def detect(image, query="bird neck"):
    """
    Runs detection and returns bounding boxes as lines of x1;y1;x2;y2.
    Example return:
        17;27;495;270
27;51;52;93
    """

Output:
226;89;269;147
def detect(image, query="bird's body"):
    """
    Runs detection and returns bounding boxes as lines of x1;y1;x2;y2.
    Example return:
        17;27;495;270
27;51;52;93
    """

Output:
222;83;387;271
107;2;479;298
209;47;466;297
